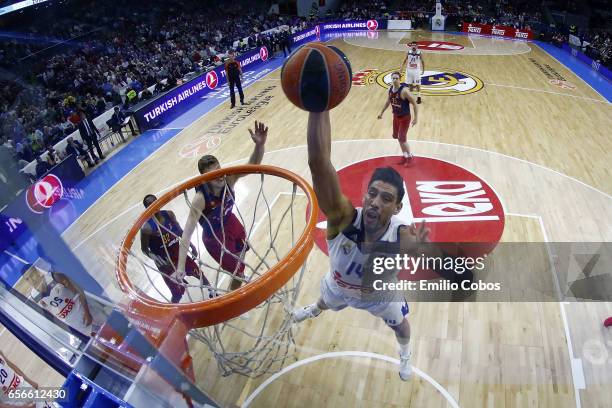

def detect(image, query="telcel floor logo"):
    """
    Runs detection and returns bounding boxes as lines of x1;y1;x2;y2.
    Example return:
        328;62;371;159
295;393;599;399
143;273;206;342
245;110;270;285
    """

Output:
352;68;484;96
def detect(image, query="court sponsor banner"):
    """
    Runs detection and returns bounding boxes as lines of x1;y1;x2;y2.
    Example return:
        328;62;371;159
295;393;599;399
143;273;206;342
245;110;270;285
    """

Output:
321;19;388;32
133;46;271;131
291;25;321;46
462;22;533;40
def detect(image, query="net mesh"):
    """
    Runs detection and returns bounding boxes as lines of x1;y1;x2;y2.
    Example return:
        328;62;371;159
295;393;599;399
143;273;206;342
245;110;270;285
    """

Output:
121;169;312;377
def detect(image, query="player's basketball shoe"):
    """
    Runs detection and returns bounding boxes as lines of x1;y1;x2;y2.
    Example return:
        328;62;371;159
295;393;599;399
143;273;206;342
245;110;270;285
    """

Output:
399;349;413;381
604;316;612;327
416;97;422;104
292;303;322;322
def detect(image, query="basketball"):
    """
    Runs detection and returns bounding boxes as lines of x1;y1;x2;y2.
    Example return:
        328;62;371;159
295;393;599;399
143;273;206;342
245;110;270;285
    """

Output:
281;42;352;112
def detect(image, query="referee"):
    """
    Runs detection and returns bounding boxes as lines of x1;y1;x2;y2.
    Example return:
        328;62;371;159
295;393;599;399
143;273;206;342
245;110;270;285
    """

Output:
224;51;245;108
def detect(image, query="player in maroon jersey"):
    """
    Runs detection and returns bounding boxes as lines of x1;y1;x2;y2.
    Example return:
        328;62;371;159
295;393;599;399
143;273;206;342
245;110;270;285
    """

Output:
177;121;268;292
140;194;210;303
377;71;418;166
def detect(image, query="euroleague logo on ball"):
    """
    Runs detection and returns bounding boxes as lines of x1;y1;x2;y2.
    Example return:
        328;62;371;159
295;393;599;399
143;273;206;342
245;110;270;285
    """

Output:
259;46;269;61
313;156;505;260
206;71;218;89
366;20;378;30
26;174;64;214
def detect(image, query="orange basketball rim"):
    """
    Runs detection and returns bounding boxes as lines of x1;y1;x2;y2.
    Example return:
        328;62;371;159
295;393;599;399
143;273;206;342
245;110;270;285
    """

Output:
115;164;319;329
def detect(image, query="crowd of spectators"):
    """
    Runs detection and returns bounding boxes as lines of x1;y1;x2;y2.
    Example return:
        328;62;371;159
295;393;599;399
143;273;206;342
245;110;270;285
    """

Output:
582;31;611;68
0;0;607;177
0;0;313;173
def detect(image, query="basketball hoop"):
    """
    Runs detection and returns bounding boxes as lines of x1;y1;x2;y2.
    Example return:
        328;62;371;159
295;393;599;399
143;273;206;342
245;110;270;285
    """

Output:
115;164;318;377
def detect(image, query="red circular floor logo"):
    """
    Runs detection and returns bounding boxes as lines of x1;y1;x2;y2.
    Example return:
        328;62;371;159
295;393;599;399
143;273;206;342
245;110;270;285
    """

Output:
206;71;218;89
366;20;378;31
412;41;464;51
367;31;379;40
179;135;221;158
259;46;269;61
313;156;505;261
26;174;64;214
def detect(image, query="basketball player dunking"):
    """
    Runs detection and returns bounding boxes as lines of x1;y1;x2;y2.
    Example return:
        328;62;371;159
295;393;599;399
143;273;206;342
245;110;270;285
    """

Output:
141;194;209;303
292;111;435;380
177;121;268;292
400;41;425;104
378;71;418;166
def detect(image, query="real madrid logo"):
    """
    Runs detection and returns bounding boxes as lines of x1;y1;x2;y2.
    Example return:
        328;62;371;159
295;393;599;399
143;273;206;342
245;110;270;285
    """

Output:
352;68;484;96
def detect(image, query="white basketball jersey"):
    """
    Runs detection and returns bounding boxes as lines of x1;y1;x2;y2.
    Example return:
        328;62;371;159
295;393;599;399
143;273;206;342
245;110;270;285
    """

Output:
407;49;422;70
40;284;88;334
0;356;32;404
325;208;405;297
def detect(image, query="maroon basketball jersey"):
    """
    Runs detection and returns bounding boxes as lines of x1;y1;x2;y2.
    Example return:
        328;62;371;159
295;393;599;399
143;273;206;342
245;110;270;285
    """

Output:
389;84;410;117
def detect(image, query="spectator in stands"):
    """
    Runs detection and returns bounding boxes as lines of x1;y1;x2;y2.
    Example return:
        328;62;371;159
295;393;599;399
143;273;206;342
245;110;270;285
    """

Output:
35;155;51;178
46;146;60;166
65;136;95;168
77;109;104;162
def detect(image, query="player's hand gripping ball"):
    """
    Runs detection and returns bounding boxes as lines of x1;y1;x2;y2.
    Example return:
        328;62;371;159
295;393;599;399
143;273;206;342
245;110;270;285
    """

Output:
281;42;352;112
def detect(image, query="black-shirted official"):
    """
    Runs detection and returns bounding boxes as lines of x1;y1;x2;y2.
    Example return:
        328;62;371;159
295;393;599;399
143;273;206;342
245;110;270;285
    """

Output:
77;109;104;161
224;51;246;109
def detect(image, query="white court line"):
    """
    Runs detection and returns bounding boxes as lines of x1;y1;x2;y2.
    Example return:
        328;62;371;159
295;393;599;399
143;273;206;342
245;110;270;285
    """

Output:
468;35;476;49
505;212;540;219
242;351;460;408
485;82;609;103
534;214;584;408
70;137;611;252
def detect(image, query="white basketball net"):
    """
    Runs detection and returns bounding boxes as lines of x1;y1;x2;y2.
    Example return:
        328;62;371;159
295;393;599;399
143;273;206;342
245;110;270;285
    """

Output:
122;171;311;377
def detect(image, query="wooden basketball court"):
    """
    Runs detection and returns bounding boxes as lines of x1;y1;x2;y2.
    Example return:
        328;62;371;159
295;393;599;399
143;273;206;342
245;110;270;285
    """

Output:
6;30;612;407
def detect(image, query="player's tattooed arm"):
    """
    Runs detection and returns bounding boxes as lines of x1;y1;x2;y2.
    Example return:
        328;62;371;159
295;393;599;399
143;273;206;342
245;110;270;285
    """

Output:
307;111;354;238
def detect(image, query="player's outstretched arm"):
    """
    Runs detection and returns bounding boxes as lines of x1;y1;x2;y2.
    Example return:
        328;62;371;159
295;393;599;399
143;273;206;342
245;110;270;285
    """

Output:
307;112;354;238
228;121;268;187
177;192;206;278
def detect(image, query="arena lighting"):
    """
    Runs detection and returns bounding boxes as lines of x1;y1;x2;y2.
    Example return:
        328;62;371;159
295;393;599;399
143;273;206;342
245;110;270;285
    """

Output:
0;0;51;17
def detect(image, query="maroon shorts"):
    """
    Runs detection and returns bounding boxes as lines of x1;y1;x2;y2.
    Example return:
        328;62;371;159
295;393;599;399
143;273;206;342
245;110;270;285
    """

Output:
392;114;411;143
157;246;206;303
202;212;248;278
